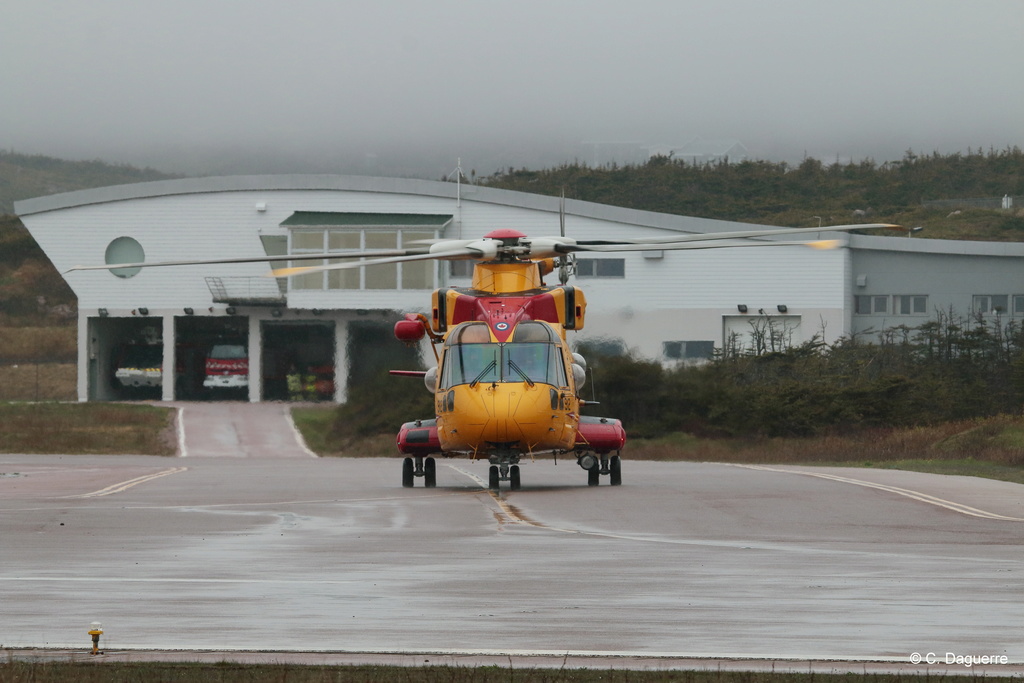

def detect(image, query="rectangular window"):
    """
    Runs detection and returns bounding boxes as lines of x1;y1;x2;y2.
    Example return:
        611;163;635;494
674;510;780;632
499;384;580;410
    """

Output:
290;231;326;291
449;260;474;278
292;263;325;291
576;258;625;278
292;231;325;251
973;294;1009;314
327;231;361;290
1015;295;1024;315
289;227;437;291
854;295;889;314
364;231;398;289
895;295;927;315
401;231;436;289
663;340;715;360
684;341;715;359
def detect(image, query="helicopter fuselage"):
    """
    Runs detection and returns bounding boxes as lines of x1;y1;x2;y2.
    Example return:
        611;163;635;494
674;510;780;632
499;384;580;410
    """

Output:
393;229;624;489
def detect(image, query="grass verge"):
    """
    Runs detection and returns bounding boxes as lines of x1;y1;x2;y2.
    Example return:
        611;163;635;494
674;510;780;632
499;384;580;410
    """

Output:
296;407;1024;484
292;406;399;457
0;402;177;455
3;662;1019;682
0;363;76;401
622;417;1024;484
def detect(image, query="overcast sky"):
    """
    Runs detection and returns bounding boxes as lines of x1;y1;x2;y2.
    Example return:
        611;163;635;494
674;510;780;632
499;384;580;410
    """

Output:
3;0;1022;176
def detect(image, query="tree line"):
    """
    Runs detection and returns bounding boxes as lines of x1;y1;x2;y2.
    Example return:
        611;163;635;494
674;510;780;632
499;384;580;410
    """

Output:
481;147;1024;228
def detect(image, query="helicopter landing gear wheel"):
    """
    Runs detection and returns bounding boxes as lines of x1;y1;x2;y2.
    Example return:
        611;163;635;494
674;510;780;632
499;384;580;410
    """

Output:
610;454;622;486
587;466;600;486
509;465;521;491
424;457;437;488
488;465;500;491
402;457;414;488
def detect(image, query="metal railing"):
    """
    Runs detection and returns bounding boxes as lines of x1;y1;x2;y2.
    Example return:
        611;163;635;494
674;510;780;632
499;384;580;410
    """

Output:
205;277;286;305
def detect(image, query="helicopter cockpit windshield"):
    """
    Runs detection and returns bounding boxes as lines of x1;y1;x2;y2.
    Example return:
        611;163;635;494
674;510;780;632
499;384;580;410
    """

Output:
441;321;568;388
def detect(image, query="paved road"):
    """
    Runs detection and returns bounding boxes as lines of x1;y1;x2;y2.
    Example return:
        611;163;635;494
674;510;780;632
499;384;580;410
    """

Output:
1;403;1022;672
170;401;318;458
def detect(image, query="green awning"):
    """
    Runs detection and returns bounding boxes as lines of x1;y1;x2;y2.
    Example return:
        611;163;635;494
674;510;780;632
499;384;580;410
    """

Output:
280;212;453;228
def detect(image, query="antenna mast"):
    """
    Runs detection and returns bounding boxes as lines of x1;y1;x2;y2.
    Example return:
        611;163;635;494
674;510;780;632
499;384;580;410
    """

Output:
447;158;465;238
447;158;465;208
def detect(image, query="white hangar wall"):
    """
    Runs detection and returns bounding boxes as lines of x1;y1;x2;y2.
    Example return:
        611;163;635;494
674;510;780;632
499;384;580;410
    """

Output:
849;235;1024;338
16;174;856;402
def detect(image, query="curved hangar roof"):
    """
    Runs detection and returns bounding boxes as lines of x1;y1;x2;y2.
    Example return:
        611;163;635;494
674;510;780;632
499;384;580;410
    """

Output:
13;173;759;238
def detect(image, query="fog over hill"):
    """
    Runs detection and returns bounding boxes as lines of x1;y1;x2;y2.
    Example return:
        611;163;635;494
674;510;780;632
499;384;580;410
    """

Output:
3;1;1021;179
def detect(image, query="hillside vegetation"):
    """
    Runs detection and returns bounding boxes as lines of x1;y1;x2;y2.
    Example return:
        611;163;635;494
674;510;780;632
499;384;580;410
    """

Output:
0;149;176;214
0;150;175;339
482;146;1024;238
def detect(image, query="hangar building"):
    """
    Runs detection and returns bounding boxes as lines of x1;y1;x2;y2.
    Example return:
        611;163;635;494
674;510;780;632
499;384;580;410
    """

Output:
15;174;1024;403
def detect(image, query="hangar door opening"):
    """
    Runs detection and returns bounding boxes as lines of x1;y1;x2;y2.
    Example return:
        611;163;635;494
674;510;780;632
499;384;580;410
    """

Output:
96;317;166;401
175;316;249;400
262;321;336;401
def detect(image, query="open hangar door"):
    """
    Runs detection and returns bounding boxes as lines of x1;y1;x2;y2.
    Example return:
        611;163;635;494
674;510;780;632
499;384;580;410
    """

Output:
175;315;249;400
94;316;166;401
261;321;336;401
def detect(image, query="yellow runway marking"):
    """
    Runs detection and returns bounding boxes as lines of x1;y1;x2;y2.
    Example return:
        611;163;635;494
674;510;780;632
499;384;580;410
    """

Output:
734;464;1024;521
67;467;188;499
443;464;524;521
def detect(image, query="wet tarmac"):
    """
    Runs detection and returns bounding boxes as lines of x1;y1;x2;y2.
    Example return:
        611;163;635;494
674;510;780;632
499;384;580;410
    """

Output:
1;403;1022;671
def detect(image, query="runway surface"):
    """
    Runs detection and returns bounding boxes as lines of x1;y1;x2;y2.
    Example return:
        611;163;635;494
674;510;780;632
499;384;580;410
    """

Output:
1;403;1022;672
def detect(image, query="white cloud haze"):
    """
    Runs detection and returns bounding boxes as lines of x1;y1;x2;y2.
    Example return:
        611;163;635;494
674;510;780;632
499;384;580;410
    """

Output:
3;0;1022;176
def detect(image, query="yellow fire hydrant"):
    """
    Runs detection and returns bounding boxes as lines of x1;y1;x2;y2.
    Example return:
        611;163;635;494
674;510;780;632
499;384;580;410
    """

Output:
88;622;103;655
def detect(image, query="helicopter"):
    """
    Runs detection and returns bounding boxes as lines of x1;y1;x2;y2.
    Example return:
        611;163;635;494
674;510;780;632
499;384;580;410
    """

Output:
70;220;899;490
269;221;900;490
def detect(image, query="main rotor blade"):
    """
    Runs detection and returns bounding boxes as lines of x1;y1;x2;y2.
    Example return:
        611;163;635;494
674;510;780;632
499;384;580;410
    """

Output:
268;247;487;278
576;239;844;253
570;223;901;249
64;249;416;273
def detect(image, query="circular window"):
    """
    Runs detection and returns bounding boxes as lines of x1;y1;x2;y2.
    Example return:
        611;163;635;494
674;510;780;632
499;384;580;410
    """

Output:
104;237;145;278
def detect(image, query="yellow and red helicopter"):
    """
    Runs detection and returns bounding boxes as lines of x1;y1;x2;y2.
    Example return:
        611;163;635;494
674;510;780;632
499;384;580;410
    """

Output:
271;222;899;490
71;220;899;490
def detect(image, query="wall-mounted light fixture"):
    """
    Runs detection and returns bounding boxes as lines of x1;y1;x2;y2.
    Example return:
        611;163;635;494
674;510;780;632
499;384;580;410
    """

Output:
183;307;194;315
98;308;109;317
225;306;237;315
737;304;748;313
271;309;283;318
311;308;323;316
138;307;149;316
777;304;788;313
